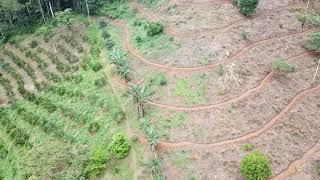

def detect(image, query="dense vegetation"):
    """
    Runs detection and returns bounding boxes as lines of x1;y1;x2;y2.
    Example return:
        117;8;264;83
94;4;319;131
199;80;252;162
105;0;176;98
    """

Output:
240;151;272;180
235;0;259;16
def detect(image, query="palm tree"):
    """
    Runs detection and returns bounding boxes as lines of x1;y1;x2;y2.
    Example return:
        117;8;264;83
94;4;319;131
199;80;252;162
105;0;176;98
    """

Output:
108;48;131;80
145;126;159;152
130;83;150;118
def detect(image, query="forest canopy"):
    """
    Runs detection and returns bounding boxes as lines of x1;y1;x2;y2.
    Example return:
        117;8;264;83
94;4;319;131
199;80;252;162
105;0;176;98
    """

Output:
0;0;121;42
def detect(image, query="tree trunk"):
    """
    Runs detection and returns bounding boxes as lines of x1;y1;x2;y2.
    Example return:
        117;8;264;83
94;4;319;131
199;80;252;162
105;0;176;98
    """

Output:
53;43;57;53
49;1;55;18
139;103;144;118
26;5;30;16
8;16;14;27
38;0;46;21
85;0;91;26
312;59;320;84
45;1;50;16
0;28;3;38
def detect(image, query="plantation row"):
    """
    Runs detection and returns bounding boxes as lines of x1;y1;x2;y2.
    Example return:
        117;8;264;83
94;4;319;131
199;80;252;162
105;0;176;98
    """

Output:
0;19;134;179
0;27;90;104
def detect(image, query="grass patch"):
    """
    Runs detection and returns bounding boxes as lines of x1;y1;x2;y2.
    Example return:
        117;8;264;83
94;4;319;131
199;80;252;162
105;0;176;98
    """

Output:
174;73;208;105
100;1;180;60
168;150;192;169
155;113;186;139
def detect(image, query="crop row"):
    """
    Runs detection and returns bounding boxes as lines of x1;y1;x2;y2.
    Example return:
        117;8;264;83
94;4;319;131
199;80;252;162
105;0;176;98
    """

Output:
1;49;37;82
37;46;80;73
56;44;79;64
15;44;62;83
0;58;34;99
0;109;31;146
0;75;15;100
59;34;84;53
0;138;18;178
11;101;74;142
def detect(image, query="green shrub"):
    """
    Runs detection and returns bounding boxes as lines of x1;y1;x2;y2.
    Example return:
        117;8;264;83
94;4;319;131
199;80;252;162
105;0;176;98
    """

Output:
316;163;320;176
272;59;296;75
240;151;272;180
85;146;110;178
90;62;103;72
29;40;38;48
298;14;308;27
94;77;107;87
218;64;226;76
307;31;320;53
109;133;130;159
135;35;144;45
88;122;100;134
242;143;254;152
146;22;164;37
235;0;259;16
103;38;115;50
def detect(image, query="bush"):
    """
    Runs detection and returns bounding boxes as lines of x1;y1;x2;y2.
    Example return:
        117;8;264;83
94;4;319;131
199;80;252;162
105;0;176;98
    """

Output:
235;0;259;16
272;59;296;75
85;146;110;178
240;151;272;180
91;62;103;72
317;163;320;176
307;31;320;53
103;38;115;50
29;41;38;48
109;133;130;159
242;143;254;152
146;22;164;37
88;122;100;134
94;77;107;88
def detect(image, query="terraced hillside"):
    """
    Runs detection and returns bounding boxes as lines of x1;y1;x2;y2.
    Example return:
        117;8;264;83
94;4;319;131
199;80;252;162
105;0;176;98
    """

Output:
0;0;320;179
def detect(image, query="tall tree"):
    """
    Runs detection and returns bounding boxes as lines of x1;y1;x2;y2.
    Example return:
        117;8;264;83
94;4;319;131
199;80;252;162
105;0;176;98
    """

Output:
54;8;74;37
130;83;151;118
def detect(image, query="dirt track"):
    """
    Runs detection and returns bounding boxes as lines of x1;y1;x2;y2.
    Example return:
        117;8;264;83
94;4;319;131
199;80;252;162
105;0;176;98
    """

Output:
105;1;320;178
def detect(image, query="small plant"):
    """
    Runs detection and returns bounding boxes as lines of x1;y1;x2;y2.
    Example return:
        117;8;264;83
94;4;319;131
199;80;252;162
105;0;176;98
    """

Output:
242;143;254;152
108;48;131;80
311;15;320;27
271;59;296;75
235;0;259;17
130;83;151;118
146;22;164;37
109;133;130;159
298;14;308;27
94;77;107;87
135;35;144;45
241;29;250;40
240;151;272;180
144;158;164;180
316;162;320;176
88;122;100;134
29;40;38;48
85;146;110;178
218;64;226;76
91;62;103;72
307;31;320;53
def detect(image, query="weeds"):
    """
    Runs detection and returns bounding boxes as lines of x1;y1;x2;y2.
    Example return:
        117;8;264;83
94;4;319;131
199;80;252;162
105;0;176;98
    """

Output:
271;59;296;75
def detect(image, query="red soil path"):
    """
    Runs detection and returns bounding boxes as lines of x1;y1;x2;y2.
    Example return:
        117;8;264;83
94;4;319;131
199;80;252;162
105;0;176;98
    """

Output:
272;139;320;179
133;84;320;149
134;3;305;36
111;19;311;71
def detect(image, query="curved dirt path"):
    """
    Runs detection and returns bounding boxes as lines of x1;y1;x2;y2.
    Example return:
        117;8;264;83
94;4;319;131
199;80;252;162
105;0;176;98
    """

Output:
111;19;311;71
145;52;312;111
132;84;320;148
272;139;320;180
170;0;232;5
134;3;304;37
